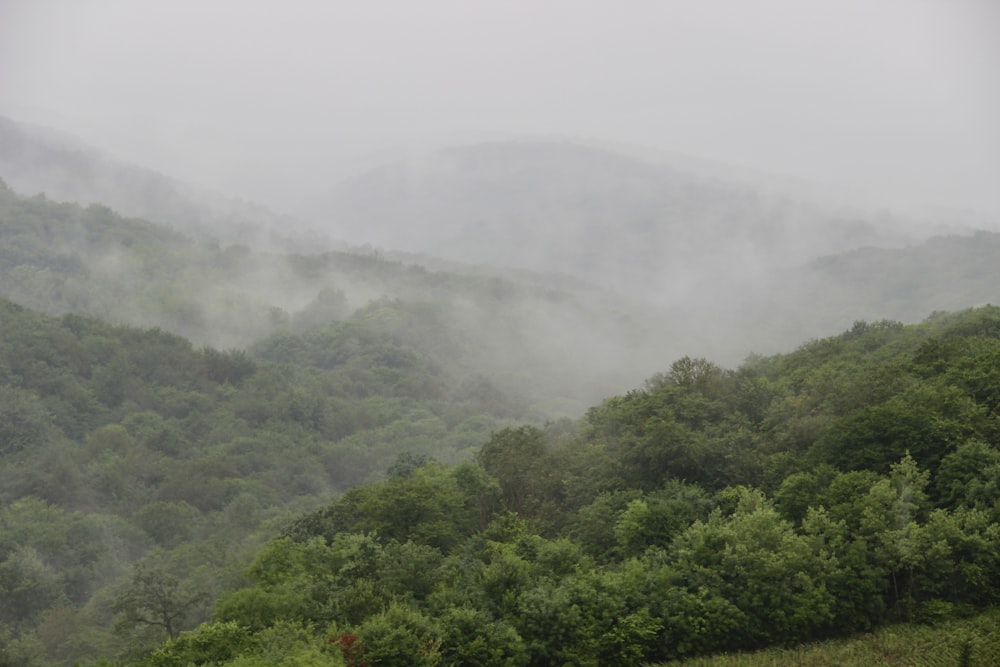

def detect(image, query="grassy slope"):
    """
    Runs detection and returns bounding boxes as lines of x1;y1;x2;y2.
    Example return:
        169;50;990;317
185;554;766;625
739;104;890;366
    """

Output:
657;608;1000;666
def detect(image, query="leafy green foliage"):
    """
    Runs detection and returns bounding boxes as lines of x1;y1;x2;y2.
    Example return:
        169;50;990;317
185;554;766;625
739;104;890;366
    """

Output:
131;306;1000;666
3;187;1000;667
0;295;523;664
0;182;648;418
113;563;209;640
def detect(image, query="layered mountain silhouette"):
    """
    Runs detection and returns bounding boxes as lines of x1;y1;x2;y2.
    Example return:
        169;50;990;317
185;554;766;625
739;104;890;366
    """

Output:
0;115;305;249
2;116;996;369
302;140;965;297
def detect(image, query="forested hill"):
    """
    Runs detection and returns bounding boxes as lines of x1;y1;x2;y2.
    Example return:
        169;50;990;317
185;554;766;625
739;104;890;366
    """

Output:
690;230;1000;360
0;293;530;664
0;178;653;414
7;303;988;666
302;140;963;294
3;133;1000;663
0;115;299;249
789;231;1000;323
4;175;1000;409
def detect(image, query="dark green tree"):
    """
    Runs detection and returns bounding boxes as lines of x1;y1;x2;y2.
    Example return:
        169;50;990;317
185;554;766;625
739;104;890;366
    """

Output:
113;563;208;640
476;426;548;515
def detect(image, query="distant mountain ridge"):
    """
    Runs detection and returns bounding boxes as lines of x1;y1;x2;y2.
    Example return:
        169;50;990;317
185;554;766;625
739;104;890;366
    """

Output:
3;117;997;370
302;140;967;297
0;115;312;249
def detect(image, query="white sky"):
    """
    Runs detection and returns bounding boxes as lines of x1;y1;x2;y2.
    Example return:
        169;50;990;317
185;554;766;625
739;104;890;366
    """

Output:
1;0;998;214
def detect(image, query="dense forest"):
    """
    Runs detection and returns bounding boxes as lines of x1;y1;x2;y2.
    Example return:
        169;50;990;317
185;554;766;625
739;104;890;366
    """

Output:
128;307;1000;666
0;176;656;416
2;125;1000;665
0;292;527;663
2;290;999;664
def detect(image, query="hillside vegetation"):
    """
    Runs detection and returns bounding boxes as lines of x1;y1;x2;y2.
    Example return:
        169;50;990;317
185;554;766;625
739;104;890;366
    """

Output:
2;131;999;666
162;306;998;666
0;115;293;249
6;122;1000;366
657;608;1000;666
4;175;1000;399
0;294;527;664
0;178;649;414
2;302;994;664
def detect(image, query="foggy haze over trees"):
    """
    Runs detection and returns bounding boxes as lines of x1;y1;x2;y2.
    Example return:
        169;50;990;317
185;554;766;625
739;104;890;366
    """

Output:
1;1;998;216
2;114;998;376
1;1;1000;665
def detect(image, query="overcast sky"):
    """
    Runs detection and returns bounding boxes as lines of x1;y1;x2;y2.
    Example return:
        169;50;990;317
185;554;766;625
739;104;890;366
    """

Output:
1;0;998;214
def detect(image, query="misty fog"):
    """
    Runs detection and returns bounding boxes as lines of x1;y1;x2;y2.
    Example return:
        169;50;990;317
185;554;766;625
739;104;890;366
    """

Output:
1;0;999;411
2;1;998;214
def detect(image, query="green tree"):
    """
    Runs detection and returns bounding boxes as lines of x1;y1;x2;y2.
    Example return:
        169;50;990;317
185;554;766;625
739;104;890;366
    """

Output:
435;606;527;667
934;440;1000;510
352;602;441;667
475;426;548;515
114;562;209;640
0;546;67;630
858;455;931;620
813;383;984;473
0;386;52;455
665;488;836;649
353;464;475;551
132;501;203;548
614;480;713;558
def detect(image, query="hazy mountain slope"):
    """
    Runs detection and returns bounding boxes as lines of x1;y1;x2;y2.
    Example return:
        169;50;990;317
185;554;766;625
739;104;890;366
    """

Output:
5;292;999;665
0;115;307;248
770;231;1000;337
0;181;655;414
133;305;1000;665
4;177;1000;398
2;122;998;399
0;294;530;663
302;141;957;298
676;231;1000;361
